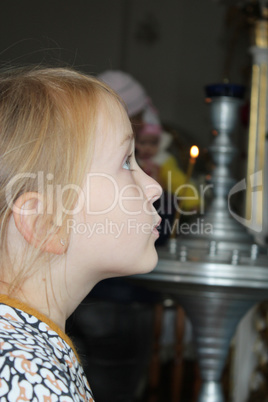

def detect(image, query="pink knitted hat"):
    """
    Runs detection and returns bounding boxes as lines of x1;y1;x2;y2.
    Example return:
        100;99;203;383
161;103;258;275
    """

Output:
98;70;148;117
139;103;162;136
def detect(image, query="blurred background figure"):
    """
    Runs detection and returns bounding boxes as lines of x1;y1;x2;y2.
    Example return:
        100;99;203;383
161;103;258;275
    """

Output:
98;70;148;128
135;103;199;210
99;70;200;244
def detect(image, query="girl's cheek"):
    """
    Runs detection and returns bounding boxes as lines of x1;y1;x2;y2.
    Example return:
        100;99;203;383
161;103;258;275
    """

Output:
85;177;118;214
118;184;145;216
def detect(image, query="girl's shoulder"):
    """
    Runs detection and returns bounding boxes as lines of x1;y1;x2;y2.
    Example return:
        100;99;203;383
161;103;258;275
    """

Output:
0;301;69;367
0;300;95;401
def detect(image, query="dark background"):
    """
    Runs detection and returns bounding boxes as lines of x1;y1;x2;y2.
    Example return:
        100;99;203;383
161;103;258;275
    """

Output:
0;0;250;148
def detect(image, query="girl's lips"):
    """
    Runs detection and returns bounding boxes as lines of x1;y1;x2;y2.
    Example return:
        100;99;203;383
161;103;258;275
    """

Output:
152;217;162;238
153;228;159;238
156;217;162;228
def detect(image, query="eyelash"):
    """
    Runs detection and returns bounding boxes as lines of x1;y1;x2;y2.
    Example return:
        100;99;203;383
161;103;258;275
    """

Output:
123;153;134;171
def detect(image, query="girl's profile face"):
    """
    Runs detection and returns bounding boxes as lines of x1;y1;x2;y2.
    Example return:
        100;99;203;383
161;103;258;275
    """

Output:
66;98;162;284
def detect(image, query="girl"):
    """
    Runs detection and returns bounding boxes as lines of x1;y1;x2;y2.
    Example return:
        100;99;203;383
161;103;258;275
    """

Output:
0;67;162;401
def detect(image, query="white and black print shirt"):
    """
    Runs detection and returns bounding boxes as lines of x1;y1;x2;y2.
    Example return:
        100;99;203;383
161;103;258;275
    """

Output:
0;296;95;401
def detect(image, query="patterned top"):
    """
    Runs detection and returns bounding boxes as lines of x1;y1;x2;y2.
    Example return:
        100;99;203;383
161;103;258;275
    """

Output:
0;295;95;401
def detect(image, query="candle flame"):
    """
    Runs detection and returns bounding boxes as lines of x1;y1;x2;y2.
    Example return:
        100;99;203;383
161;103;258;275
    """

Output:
190;145;199;159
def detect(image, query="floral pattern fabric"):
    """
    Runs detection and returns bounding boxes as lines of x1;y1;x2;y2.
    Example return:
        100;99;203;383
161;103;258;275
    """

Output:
0;302;95;401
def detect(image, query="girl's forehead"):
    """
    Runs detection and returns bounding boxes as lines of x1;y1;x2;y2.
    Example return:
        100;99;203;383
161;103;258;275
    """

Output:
91;100;133;168
96;95;132;139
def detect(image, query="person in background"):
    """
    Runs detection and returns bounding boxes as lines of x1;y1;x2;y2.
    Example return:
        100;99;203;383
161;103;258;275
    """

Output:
135;102;199;213
99;70;200;242
98;70;147;131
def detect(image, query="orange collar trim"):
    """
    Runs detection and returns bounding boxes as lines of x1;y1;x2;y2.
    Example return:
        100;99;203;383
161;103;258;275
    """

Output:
0;294;80;361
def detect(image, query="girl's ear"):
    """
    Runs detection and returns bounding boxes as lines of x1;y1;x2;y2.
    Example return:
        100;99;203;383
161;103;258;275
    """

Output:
13;192;67;255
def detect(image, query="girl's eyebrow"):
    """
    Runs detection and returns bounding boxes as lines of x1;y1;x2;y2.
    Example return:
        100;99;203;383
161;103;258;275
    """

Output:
120;132;134;146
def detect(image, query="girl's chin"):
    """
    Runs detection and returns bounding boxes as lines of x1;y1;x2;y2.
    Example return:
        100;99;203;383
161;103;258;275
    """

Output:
137;252;159;275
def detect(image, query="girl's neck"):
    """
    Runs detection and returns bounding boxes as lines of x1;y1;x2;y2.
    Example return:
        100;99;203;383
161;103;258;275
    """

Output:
0;284;67;332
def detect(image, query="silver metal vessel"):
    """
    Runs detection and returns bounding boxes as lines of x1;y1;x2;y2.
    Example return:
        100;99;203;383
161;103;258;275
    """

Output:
133;88;268;402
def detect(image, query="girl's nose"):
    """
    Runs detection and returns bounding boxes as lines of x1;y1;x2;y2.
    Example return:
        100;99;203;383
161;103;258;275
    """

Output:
140;170;162;203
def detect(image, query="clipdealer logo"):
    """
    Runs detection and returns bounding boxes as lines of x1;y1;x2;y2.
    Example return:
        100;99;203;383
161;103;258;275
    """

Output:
228;170;263;233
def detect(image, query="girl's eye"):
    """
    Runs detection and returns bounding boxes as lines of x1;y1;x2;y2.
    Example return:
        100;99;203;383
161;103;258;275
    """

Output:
123;154;132;170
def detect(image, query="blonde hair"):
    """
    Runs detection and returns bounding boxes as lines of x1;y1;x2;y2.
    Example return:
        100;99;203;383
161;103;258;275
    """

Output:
0;66;122;291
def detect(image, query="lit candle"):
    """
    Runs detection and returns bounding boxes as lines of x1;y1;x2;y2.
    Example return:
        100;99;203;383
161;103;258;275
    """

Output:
185;145;199;182
170;145;199;239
